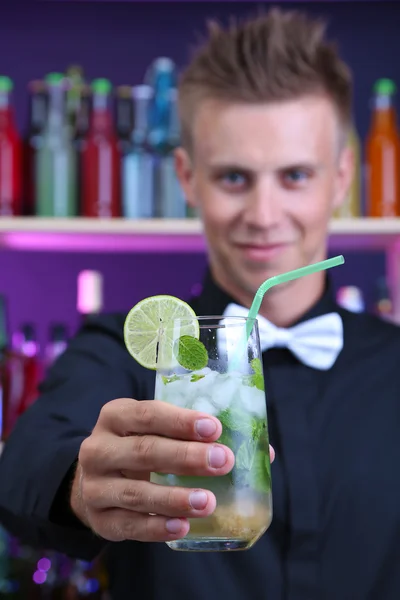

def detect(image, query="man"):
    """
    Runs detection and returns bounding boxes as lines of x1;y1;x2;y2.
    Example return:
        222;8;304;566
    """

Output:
1;7;400;600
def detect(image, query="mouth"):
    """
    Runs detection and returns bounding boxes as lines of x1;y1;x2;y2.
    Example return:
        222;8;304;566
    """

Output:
234;242;291;261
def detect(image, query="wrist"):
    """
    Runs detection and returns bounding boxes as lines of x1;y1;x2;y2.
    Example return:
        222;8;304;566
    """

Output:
70;462;91;528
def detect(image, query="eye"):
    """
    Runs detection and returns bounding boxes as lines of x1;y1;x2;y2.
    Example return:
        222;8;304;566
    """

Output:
281;168;311;188
219;171;249;191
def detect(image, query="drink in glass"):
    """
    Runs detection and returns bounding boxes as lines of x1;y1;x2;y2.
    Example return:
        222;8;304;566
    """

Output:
151;315;272;552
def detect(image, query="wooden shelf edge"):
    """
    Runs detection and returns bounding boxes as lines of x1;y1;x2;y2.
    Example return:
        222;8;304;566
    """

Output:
0;217;399;234
0;217;203;235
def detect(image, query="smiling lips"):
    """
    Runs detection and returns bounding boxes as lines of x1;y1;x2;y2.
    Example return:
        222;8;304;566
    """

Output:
235;242;291;261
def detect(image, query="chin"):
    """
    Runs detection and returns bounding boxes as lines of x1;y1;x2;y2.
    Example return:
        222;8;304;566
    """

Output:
242;258;288;277
242;257;303;286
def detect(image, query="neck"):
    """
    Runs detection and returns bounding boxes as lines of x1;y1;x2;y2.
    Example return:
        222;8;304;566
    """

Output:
213;268;326;328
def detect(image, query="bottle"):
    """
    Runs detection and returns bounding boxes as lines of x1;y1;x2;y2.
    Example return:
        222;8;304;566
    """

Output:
0;76;21;216
65;64;85;134
334;126;361;218
36;72;77;217
74;84;91;216
74;85;91;145
22;80;48;216
145;57;177;143
122;85;154;218
374;277;393;321
366;78;400;217
336;286;365;313
44;324;69;368
81;78;121;218
0;297;29;442
115;85;134;154
77;270;103;322
0;295;8;442
11;324;42;417
154;88;186;218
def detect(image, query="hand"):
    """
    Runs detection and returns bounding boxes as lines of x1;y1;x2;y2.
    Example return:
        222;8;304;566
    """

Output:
71;398;275;544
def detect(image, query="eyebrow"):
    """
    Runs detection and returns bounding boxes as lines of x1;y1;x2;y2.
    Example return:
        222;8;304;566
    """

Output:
207;162;254;172
207;161;324;173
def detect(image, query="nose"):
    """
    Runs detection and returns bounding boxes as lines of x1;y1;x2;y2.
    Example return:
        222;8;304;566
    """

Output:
242;178;283;229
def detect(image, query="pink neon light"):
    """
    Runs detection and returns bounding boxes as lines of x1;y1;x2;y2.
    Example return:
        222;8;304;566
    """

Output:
77;270;103;314
0;232;207;253
0;228;396;254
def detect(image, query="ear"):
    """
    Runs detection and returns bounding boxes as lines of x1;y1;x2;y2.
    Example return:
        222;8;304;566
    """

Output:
174;147;198;208
332;143;355;211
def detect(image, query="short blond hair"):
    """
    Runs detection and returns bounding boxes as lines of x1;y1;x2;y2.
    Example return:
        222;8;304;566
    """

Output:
178;8;353;150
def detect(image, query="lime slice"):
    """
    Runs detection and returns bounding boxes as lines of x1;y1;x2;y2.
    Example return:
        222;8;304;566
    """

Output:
123;295;199;370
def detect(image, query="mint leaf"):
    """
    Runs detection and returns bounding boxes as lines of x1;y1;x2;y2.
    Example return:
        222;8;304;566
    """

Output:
236;440;257;470
161;374;179;385
217;427;233;450
174;335;208;371
251;418;266;442
217;407;253;437
243;359;265;392
242;375;254;387
250;450;271;493
265;453;271;482
253;373;265;392
217;408;236;431
251;358;265;391
190;373;205;382
251;358;262;375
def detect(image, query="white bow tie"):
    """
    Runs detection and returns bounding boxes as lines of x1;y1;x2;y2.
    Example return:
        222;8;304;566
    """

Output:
221;303;343;370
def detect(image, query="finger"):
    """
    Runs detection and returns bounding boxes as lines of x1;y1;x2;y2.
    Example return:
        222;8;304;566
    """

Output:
93;509;190;543
98;398;222;442
91;434;235;476
270;445;275;463
87;477;217;518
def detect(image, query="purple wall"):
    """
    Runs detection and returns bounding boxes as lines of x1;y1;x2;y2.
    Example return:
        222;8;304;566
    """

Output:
1;250;209;350
0;1;396;352
3;1;400;139
0;248;385;354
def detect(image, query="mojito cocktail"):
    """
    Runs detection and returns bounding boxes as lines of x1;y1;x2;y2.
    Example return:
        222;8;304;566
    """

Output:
151;315;272;552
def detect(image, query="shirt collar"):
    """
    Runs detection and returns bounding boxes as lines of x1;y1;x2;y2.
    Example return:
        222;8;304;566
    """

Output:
189;268;338;327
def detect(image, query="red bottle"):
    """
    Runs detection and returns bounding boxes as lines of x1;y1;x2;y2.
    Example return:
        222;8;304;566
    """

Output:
22;80;48;216
0;76;21;216
81;78;121;217
12;324;43;417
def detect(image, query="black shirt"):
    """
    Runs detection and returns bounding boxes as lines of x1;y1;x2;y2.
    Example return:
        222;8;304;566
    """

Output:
0;270;400;599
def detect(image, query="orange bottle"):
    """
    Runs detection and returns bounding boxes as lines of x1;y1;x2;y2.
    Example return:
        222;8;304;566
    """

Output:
366;78;400;217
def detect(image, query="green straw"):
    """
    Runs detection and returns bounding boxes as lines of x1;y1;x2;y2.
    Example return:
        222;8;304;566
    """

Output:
230;255;345;370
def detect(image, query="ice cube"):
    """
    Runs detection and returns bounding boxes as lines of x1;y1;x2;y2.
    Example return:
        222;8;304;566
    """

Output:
163;378;186;395
195;367;213;376
165;392;190;409
238;385;267;418
193;396;218;416
238;384;254;412
211;373;240;411
190;369;218;391
252;389;267;418
161;378;191;406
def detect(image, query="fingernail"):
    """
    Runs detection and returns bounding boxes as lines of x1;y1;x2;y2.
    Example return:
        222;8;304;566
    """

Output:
195;418;217;438
208;445;227;469
166;518;184;534
189;490;208;510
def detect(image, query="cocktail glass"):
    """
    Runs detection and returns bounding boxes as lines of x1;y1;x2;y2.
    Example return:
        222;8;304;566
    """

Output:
151;315;272;552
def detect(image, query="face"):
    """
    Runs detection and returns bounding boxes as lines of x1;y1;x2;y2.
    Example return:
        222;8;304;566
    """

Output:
175;95;353;302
